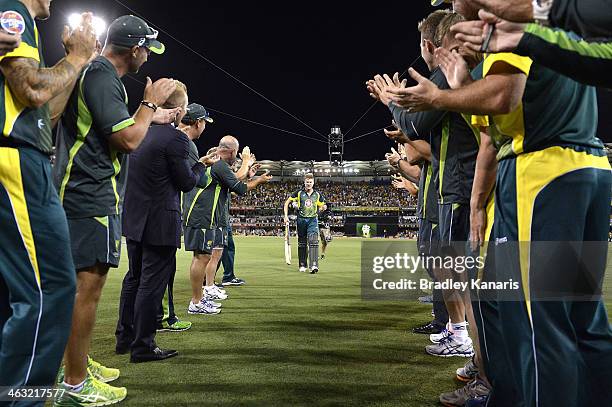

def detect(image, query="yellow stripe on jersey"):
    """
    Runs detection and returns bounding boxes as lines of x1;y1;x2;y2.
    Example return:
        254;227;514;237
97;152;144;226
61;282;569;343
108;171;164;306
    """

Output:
3;81;25;137
59;68;92;203
483;53;532;77
0;148;41;286
186;188;205;225
110;150;121;214
470;114;489;129
515;146;610;322
0;41;40;63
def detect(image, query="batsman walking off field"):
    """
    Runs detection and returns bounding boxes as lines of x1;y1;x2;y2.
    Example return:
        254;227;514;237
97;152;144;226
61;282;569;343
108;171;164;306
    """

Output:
284;173;327;274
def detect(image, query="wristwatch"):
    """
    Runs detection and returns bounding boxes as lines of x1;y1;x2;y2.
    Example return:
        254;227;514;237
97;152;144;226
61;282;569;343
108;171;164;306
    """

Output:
141;100;158;112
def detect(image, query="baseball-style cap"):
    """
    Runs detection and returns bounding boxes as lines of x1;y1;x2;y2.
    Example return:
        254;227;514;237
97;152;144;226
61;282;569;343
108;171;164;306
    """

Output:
431;0;452;5
182;104;214;124
106;15;165;55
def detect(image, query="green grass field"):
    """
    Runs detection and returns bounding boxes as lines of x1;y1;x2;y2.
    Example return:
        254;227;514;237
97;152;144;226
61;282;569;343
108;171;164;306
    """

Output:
86;236;612;407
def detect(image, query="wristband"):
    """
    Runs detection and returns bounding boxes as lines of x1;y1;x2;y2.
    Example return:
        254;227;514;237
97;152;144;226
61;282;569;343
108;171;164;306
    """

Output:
141;101;158;112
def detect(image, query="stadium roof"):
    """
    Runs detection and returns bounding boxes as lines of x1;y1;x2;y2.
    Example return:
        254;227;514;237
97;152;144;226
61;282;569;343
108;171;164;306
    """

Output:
255;160;396;177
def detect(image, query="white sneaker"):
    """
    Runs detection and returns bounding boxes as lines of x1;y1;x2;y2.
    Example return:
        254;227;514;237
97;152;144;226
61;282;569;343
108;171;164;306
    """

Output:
188;301;221;315
213;285;227;296
299;267;307;273
430;328;452;344
456;358;479;382
201;298;222;308
204;286;228;300
426;336;474;358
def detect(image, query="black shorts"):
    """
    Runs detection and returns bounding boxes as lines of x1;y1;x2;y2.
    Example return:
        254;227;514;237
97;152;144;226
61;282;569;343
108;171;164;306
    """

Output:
438;203;469;255
184;226;228;255
417;218;439;257
67;215;122;270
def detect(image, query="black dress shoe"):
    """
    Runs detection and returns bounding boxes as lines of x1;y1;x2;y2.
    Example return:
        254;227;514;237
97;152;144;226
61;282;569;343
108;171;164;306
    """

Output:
115;346;130;355
412;321;444;335
130;347;178;363
115;342;131;355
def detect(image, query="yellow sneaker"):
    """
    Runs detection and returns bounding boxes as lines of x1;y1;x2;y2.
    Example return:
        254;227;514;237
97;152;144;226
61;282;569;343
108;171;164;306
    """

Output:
87;356;120;383
54;375;127;406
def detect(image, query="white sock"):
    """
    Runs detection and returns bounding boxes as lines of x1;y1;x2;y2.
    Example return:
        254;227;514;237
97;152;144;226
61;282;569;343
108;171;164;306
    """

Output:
63;379;86;392
452;322;469;339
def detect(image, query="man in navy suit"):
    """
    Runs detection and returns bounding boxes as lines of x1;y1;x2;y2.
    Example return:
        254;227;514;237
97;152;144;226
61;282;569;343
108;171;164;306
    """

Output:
115;81;215;362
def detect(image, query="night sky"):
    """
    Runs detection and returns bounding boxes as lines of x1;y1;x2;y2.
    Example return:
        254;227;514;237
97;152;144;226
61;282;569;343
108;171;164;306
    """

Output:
40;0;612;161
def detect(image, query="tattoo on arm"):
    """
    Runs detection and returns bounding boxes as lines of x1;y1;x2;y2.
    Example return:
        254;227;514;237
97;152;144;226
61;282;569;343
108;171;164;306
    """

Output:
0;57;78;108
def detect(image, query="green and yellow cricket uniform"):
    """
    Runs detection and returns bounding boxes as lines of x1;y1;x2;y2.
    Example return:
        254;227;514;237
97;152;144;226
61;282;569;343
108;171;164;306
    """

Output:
288;189;326;269
417;161;440;258
0;0;76;391
391;67;480;253
183;160;246;254
53;56;135;270
480;53;612;407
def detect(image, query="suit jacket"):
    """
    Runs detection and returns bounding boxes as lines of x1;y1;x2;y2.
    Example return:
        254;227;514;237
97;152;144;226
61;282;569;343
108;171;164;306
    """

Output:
122;124;205;247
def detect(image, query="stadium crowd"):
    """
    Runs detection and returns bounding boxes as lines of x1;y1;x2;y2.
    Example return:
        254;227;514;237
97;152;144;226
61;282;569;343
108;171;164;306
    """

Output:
234;180;417;208
0;0;611;406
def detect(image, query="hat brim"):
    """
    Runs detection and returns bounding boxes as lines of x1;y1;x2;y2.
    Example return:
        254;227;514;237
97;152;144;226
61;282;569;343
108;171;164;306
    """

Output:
204;116;214;123
431;0;450;5
147;39;165;55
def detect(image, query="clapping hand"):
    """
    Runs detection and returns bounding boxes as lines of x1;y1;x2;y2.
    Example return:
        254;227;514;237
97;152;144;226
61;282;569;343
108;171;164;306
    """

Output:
248;163;262;178
385;147;402;167
200;151;220;166
435;48;473;89
387;68;441;112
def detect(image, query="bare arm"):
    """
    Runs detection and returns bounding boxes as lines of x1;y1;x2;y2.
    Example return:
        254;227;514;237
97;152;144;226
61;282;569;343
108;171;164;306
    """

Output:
0;18;96;109
397;160;421;183
246;172;272;191
433;70;526;115
107;77;177;153
0;57;83;109
48;76;78;127
108;105;156;153
388;64;527;116
405;140;431;164
470;130;498;248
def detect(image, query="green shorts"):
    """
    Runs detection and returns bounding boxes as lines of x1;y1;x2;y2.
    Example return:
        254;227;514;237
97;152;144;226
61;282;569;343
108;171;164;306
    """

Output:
67;215;122;270
184;226;227;254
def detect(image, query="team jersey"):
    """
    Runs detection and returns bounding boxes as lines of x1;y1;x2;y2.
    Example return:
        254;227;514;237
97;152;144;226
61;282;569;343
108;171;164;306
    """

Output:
0;0;52;154
289;190;326;218
184;160;247;229
390;67;479;205
417;161;439;224
53;56;134;218
480;53;604;160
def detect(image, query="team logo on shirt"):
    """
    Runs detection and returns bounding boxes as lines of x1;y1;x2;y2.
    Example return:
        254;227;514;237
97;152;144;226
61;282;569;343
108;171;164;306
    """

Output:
1;11;26;35
304;199;313;208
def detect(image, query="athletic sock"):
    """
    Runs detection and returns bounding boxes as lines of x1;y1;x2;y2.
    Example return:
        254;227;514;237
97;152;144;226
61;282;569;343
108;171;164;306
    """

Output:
451;322;469;340
63;379;86;392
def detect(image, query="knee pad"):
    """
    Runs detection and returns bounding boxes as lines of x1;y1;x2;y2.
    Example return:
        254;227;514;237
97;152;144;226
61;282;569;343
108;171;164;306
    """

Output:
308;233;319;247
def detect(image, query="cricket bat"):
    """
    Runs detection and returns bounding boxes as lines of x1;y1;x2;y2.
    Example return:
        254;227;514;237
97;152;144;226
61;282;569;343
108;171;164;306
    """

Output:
284;222;292;265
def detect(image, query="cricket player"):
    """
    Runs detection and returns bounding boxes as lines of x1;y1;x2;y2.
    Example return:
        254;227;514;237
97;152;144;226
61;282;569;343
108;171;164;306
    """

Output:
0;2;95;397
53;15;175;405
283;173;327;274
